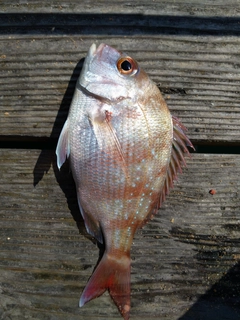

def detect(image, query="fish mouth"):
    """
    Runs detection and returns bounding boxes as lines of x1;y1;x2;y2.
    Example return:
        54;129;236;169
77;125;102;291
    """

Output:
79;43;107;86
88;43;121;60
88;43;106;57
88;43;97;56
78;43;123;103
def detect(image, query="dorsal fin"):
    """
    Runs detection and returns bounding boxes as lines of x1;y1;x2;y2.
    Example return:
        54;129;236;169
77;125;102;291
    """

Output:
143;115;194;224
158;115;195;209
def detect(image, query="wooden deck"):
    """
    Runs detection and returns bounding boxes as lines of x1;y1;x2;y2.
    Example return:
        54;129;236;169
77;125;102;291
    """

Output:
0;1;240;319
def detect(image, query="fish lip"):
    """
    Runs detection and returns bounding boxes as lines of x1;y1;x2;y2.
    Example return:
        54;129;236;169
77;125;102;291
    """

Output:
88;43;97;56
89;43;121;59
79;43;125;102
89;43;107;57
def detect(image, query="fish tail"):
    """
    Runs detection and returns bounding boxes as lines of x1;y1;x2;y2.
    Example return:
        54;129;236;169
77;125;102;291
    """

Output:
79;251;131;320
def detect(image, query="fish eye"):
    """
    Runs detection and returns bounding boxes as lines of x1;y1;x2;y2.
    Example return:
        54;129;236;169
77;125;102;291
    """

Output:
117;57;138;75
121;60;132;71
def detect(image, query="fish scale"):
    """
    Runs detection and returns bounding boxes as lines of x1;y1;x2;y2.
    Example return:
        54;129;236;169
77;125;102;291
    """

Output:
56;43;194;319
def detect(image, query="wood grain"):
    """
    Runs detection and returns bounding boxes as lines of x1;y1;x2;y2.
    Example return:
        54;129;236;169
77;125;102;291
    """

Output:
0;2;240;319
1;1;240;15
1;10;240;143
0;149;239;319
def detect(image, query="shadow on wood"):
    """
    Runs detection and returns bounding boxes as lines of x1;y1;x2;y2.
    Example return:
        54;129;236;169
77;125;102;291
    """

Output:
179;261;240;320
1;13;240;36
33;57;87;235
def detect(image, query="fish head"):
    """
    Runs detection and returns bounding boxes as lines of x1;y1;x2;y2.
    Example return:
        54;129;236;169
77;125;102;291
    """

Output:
78;43;150;102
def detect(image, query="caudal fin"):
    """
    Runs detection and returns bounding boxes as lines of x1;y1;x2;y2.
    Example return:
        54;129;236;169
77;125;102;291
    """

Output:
79;252;131;320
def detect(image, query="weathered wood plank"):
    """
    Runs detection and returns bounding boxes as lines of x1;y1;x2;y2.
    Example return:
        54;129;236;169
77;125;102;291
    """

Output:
1;7;240;143
0;149;239;319
0;2;239;320
1;35;240;143
1;0;240;15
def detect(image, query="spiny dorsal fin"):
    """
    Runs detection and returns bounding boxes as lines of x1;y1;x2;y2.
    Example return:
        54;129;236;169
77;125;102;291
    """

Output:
140;115;194;226
157;115;195;209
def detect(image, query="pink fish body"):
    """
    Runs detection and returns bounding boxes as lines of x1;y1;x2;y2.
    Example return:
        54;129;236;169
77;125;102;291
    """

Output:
56;43;193;319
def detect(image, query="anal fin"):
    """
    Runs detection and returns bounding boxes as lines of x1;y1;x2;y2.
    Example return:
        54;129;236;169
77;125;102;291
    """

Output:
77;194;103;244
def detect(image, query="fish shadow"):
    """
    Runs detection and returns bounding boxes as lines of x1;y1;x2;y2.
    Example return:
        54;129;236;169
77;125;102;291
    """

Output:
33;57;98;245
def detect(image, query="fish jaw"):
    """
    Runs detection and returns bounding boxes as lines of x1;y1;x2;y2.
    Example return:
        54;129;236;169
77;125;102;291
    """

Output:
88;43;114;58
88;43;97;56
82;43;110;68
78;43;138;102
79;43;120;89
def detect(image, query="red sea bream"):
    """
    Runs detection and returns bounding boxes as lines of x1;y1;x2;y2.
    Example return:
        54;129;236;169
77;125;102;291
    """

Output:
56;43;194;319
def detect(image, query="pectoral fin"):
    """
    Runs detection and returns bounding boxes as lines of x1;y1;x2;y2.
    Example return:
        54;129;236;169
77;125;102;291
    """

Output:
56;119;70;169
90;116;128;176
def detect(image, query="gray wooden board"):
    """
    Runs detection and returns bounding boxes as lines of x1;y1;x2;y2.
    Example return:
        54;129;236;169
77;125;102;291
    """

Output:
0;149;239;319
1;0;240;15
0;1;240;320
1;11;240;143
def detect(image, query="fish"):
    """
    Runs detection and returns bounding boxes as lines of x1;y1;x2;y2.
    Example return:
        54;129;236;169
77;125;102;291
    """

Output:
56;43;194;319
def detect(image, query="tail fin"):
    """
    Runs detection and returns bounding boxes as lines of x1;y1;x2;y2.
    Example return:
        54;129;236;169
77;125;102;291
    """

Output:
79;252;131;320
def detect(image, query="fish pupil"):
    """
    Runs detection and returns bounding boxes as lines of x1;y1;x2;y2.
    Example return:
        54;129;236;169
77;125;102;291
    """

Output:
121;60;132;71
